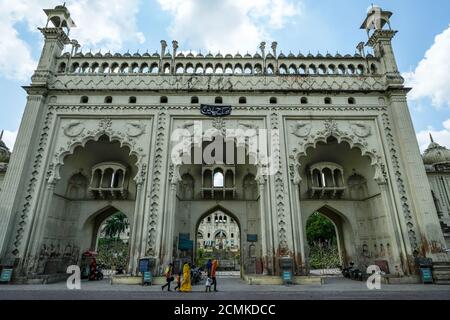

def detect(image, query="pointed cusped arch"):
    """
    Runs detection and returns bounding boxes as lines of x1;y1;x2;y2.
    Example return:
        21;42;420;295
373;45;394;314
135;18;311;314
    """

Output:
48;131;145;185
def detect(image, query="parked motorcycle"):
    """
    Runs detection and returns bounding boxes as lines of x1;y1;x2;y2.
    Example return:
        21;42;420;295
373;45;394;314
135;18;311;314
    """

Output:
190;266;204;285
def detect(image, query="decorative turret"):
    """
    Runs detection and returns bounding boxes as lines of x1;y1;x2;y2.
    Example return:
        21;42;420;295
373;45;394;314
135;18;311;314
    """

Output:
32;4;76;85
0;130;11;174
360;5;403;87
423;134;450;166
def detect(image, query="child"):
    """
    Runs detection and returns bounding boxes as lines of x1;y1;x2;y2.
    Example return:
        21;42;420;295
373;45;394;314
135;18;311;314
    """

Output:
174;272;182;291
205;276;213;292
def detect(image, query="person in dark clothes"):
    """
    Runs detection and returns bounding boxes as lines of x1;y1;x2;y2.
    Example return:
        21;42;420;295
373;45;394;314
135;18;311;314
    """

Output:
161;263;174;291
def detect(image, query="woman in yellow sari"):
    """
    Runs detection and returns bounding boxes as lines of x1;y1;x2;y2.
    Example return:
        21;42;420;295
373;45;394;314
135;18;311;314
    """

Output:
180;262;192;292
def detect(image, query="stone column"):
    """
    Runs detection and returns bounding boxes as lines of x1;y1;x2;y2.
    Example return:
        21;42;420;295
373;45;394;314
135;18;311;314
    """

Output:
21;176;57;274
288;157;307;274
128;180;145;275
376;175;409;274
0;94;48;262
162;179;179;266
256;174;269;275
388;92;449;262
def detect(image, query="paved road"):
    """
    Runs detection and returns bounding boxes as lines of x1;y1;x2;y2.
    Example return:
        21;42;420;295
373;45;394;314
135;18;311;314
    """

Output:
1;277;449;300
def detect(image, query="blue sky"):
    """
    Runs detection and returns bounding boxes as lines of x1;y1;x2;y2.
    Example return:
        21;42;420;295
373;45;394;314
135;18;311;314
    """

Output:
1;0;450;152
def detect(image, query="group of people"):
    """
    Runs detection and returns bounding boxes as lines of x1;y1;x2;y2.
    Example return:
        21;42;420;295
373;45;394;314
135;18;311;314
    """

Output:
161;259;218;292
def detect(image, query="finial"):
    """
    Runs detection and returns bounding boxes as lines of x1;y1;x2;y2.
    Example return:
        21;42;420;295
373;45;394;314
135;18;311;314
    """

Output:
430;133;434;143
0;130;3;140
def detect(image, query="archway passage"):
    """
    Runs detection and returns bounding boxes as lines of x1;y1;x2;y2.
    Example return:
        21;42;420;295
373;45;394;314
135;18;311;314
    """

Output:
196;210;241;275
95;210;130;276
306;210;342;276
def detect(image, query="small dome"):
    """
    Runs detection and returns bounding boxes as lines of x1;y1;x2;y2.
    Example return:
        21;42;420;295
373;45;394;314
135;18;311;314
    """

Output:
278;52;286;58
61;52;71;58
215;52;223;58
152;52;160;57
335;53;342;58
316;53;323;58
225;54;233;58
307;53;314;58
114;53;122;57
177;52;185;57
143;51;151;57
266;53;274;59
234;53;242;58
244;53;252;58
104;52;112;58
288;52;295;58
344;54;352;58
206;52;213;58
423;135;450;165
164;52;172;58
297;52;304;58
186;51;194;57
133;52;141;57
367;4;382;14
326;53;333;58
74;52;84;58
94;51;103;58
366;53;374;58
196;52;204;57
85;52;93;58
253;53;261;58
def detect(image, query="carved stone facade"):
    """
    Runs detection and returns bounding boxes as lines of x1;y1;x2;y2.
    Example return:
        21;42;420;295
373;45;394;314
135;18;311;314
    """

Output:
0;5;448;281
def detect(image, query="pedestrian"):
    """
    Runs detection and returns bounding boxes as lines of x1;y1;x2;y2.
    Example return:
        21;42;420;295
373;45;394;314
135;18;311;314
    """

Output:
180;261;192;292
211;259;219;292
206;259;212;277
161;263;174;291
205;276;213;292
174;271;182;291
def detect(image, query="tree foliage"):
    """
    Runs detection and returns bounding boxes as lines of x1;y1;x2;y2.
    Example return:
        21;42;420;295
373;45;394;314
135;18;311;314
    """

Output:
102;212;129;239
306;212;336;246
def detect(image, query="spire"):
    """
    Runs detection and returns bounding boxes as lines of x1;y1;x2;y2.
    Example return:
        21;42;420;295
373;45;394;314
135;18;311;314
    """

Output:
429;133;434;143
0;130;3;140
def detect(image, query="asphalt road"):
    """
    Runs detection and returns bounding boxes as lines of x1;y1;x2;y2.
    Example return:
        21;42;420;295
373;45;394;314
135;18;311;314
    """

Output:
1;277;449;300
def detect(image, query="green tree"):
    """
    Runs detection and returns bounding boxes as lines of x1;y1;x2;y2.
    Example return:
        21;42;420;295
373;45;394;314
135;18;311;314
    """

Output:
102;212;129;240
306;212;336;246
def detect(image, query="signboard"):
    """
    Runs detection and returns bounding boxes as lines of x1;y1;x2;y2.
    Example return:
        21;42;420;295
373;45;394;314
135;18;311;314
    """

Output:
143;271;152;285
200;104;232;117
282;271;292;284
247;234;258;242
0;268;13;283
179;239;194;251
139;259;150;273
420;268;433;284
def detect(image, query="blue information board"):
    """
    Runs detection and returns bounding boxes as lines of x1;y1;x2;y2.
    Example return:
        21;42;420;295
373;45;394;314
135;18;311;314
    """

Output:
143;271;152;285
139;259;149;273
420;268;433;283
0;268;13;283
282;270;292;284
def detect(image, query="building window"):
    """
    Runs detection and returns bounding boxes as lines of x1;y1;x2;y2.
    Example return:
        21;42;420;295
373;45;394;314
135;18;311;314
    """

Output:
300;97;308;104
239;97;247;104
80;96;89;104
231;233;234;238
160;96;168;103
348;97;355;104
324;97;332;104
105;96;113;104
207;233;210;238
191;96;199;104
213;172;224;187
129;96;137;104
269;97;277;104
215;96;223;104
207;216;211;222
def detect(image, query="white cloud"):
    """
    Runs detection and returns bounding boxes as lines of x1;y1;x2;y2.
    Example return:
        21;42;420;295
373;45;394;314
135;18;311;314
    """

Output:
0;0;144;81
157;0;301;53
416;119;450;152
2;130;18;151
404;25;450;109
